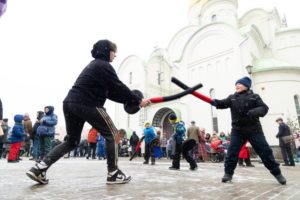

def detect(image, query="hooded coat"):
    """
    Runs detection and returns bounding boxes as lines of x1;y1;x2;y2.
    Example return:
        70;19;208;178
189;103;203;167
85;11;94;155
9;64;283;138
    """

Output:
37;106;58;137
8;114;25;143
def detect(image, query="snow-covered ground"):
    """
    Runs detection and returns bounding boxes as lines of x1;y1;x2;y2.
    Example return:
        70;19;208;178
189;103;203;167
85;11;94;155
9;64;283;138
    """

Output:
0;157;299;200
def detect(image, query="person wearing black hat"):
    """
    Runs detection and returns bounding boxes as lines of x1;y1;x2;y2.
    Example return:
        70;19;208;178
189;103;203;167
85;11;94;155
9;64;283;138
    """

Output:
275;117;295;166
168;113;197;171
211;76;286;185
26;39;151;185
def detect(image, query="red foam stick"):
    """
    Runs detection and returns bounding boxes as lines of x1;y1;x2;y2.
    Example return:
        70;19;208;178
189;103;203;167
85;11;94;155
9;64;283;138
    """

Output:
149;83;203;103
171;77;212;104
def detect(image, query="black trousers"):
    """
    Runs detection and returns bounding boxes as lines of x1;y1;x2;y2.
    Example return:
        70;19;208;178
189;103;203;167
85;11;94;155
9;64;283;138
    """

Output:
0;143;3;158
172;143;197;169
280;144;295;165
144;143;155;163
44;102;118;172
225;131;281;176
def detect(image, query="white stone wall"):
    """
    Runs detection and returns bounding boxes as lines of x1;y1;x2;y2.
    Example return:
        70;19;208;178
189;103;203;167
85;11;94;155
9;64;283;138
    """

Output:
254;69;300;145
274;30;300;65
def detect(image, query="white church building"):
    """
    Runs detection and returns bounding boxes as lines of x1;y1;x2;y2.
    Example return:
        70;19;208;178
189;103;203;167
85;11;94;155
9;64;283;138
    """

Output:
115;0;300;146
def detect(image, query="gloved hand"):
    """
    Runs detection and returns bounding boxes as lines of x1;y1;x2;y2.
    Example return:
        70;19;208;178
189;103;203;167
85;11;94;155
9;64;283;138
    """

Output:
247;110;256;118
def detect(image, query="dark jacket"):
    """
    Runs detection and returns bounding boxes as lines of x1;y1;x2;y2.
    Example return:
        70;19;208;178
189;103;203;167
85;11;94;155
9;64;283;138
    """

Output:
30;111;44;139
130;133;139;146
64;41;141;108
0;123;10;143
276;123;291;146
213;90;268;133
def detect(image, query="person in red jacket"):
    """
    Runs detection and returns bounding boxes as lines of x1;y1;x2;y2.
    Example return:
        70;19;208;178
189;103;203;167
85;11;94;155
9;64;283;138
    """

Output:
86;128;98;159
238;141;255;167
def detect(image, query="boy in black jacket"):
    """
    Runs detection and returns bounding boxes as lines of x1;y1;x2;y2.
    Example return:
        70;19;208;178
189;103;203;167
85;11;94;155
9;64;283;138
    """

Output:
211;76;286;185
26;39;151;185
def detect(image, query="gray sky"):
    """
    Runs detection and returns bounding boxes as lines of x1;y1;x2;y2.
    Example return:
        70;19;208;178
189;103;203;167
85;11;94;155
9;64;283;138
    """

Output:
0;0;299;130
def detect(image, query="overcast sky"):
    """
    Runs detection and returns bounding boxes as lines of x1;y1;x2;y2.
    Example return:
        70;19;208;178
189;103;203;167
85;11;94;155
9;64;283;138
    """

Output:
0;0;299;130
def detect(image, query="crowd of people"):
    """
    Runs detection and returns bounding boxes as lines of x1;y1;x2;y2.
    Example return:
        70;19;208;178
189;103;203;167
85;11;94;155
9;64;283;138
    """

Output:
0;105;58;163
1;101;299;169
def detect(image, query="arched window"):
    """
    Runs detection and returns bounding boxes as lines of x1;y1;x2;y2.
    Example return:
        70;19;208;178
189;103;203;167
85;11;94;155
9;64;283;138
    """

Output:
294;95;300;125
210;89;218;132
157;71;164;85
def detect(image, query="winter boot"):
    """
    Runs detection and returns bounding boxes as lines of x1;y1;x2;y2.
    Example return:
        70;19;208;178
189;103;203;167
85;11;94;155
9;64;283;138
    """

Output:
151;157;155;165
221;174;232;183
190;162;198;171
274;174;287;185
169;166;180;170
106;169;131;185
190;166;198;171
26;161;49;184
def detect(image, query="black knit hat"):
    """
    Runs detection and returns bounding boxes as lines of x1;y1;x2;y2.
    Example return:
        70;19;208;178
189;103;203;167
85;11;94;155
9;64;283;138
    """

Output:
168;113;177;121
235;76;252;88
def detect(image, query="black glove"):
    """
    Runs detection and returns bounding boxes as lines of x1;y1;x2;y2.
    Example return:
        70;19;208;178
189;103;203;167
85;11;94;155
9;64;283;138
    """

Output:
247;110;256;118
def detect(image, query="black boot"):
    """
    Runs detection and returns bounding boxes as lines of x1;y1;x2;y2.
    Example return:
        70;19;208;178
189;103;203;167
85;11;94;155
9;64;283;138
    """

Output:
245;158;255;167
274;174;287;185
151;157;155;165
221;174;232;183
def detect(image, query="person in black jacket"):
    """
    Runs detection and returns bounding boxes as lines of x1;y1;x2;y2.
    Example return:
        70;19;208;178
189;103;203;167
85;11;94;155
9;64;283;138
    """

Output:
29;111;44;161
129;131;139;157
211;76;286;185
26;39;151;185
276;117;295;166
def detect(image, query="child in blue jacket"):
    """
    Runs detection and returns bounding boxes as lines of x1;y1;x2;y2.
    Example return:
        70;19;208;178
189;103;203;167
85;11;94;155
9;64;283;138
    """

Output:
7;114;25;163
143;121;157;165
168;113;197;170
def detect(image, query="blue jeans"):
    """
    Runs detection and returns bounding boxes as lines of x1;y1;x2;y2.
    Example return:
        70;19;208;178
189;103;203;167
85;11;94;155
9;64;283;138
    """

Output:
225;131;281;176
31;135;40;158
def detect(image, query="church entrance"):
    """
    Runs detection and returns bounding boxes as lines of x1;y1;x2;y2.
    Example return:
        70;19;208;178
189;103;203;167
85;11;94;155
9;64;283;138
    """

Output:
152;107;180;139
